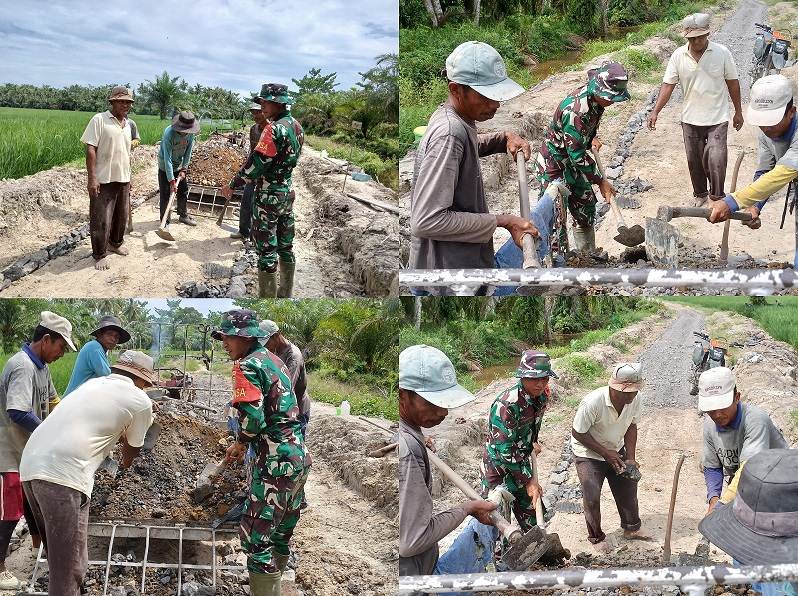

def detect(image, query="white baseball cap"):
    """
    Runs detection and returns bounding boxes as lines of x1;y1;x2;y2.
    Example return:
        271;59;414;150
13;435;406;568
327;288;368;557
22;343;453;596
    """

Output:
250;102;262;111
446;41;525;102
698;367;736;411
399;345;475;408
748;75;794;126
39;311;76;351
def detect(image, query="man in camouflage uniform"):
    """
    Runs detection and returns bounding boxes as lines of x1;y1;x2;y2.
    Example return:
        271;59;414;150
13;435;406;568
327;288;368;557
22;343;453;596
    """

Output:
213;309;310;596
534;61;630;253
221;84;304;298
481;350;557;531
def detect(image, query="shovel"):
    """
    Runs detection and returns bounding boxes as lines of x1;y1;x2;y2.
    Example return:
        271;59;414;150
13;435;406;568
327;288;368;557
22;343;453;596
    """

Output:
98;456;120;478
426;448;569;570
155;190;177;242
191;456;230;503
516;152;541;268
645;206;753;267
592;149;645;247
142;421;161;452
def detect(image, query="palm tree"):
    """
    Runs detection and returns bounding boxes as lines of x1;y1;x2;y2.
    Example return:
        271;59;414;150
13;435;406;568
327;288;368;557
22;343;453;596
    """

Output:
138;71;184;119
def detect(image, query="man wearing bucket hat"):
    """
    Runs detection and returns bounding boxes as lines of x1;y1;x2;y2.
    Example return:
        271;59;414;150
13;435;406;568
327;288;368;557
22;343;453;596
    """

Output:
571;363;651;553
698;367;787;517
708;75;798;268
408;41;539;296
647;14;743;208
700;449;798;596
534;61;631;254
63;315;132;397
399;344;497;576
480;350;557;531
231;103;268;242
0;311;75;589
221;84;304;298
213;309;309;595
157;110;201;229
81;85;137;271
19;350;154;595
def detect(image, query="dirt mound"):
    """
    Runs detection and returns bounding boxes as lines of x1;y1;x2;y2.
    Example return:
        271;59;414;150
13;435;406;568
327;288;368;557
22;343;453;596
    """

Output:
186;137;249;187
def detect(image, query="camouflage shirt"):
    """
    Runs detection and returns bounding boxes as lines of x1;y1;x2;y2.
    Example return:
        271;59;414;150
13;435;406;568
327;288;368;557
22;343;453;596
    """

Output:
232;110;304;203
536;85;604;186
232;345;310;479
482;382;550;487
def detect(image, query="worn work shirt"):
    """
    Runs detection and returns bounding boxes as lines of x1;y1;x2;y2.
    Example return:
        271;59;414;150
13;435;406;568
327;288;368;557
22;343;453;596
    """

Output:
274;341;309;416
399;418;466;576
249;123;263;153
0;347;57;472
702;402;787;478
80;111;132;184
535;85;604;186
571;386;642;460
482;382;549;488
157;125;195;180
20;374;152;497
409;98;507;288
663;41;739;126
63;339;110;397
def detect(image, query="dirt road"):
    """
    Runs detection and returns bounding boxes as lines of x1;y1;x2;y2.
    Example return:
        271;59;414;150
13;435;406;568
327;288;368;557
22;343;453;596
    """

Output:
424;302;798;581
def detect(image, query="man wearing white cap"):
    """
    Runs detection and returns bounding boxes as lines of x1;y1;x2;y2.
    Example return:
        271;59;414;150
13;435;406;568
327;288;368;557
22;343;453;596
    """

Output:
409;41;538;295
708;75;798;266
647;13;743;207
698;367;787;517
0;311;76;589
571;363;651;553
20;350;154;596
232;103;267;242
399;345;497;576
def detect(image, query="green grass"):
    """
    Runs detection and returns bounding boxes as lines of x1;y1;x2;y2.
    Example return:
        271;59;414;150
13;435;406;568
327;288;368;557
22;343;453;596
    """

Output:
0;350;78;395
308;371;398;421
305;133;399;190
556;354;605;384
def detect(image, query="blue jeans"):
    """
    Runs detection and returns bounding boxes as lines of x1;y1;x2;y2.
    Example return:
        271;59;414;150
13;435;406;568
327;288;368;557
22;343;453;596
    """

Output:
434;517;498;594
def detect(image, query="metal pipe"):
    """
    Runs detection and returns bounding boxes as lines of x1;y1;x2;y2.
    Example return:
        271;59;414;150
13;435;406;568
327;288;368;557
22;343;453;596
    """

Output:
398;564;798;594
400;267;798;295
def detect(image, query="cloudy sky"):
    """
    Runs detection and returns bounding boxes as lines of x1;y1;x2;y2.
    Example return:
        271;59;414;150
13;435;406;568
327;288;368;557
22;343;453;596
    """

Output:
0;0;398;98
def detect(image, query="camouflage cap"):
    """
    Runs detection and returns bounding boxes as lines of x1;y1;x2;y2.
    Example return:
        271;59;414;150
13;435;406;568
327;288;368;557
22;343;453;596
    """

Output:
211;309;268;340
587;61;630;103
253;83;294;105
516;350;559;379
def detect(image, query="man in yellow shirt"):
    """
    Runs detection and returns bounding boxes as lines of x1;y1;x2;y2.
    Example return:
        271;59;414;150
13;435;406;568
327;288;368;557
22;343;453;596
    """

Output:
708;75;798;266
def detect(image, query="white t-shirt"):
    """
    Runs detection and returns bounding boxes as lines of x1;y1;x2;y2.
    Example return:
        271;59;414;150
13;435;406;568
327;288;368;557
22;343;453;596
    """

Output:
663;41;739;126
20;374;152;497
80;111;132;184
571;386;643;460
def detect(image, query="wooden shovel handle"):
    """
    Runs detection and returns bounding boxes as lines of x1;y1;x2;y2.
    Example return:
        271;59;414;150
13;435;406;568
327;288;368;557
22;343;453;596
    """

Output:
670;207;753;221
720;149;745;262
517;152;541;268
662;453;686;562
160;191;177;229
592;148;627;229
530;449;545;528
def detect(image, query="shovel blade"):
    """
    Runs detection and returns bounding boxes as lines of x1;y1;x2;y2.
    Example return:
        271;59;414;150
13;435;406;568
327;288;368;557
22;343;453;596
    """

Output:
142;422;161;452
613;224;645;247
98;456;119;478
500;526;549;570
155;228;175;242
645;217;680;268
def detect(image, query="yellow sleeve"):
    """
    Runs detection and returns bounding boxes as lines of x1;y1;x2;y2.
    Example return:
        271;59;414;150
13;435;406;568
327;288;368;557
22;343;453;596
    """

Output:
731;165;798;208
719;460;746;504
48;395;61;410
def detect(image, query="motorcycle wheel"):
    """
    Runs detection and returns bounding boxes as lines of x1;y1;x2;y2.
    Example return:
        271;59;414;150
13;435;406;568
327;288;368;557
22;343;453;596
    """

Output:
764;54;775;77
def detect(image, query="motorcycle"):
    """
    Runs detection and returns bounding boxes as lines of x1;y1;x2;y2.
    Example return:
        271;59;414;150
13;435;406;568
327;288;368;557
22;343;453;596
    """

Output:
751;23;796;84
689;331;728;396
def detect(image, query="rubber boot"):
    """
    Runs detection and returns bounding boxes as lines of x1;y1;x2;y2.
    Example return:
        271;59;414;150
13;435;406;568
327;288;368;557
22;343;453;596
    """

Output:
277;262;296;298
249;570;282;596
571;225;596;252
258;270;278;298
274;553;291;574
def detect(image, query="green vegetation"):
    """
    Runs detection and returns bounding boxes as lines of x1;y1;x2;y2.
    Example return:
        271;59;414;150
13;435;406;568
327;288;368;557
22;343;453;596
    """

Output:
0;351;78;396
662;297;798;349
309;372;398;421
305;134;399;190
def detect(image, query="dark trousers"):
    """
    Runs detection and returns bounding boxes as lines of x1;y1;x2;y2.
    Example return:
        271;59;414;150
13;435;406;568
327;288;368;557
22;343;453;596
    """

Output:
681;121;729;201
158;168;189;224
90;182;128;260
22;480;89;596
574;454;641;544
239;181;255;238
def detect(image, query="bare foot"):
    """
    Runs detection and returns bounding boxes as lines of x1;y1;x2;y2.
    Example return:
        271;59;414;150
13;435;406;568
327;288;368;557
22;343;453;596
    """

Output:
592;540;613;554
109;245;129;256
624;529;653;541
94;258;110;270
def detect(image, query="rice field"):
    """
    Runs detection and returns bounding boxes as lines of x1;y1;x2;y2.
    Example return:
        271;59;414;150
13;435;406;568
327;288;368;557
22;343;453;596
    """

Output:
0;107;250;180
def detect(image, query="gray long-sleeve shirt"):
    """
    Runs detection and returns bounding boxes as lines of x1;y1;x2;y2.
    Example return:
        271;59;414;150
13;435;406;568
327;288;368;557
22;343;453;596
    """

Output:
399;418;466;576
409;98;507;294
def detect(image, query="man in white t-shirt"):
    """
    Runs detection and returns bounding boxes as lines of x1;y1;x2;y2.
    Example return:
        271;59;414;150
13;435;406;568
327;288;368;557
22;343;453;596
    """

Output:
20;350;154;596
80;86;135;271
647;13;743;206
571;363;651;553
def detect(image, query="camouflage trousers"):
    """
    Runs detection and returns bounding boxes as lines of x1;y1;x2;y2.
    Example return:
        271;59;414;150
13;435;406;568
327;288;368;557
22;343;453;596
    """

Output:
253;191;296;273
535;158;597;254
239;467;309;574
481;459;544;533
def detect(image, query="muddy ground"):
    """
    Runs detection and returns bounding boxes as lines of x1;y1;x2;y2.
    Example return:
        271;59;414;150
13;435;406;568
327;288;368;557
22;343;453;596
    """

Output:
400;0;798;294
0;133;399;298
3;399;398;595
421;301;797;594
